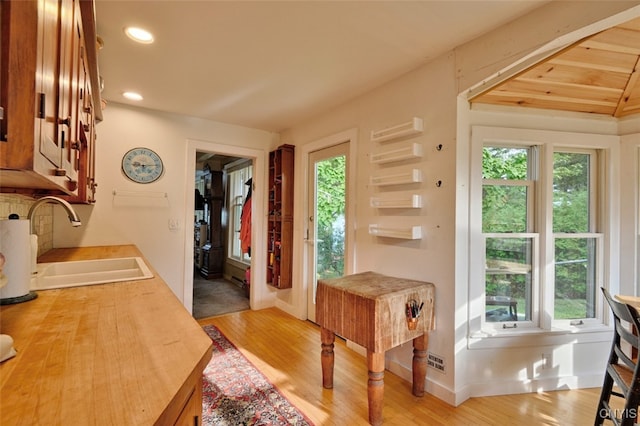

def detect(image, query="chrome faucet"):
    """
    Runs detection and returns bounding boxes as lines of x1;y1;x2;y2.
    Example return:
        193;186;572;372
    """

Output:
27;196;82;234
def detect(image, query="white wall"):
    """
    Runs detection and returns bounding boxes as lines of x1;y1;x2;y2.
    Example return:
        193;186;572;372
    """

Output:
53;103;278;304
280;0;640;407
281;53;459;402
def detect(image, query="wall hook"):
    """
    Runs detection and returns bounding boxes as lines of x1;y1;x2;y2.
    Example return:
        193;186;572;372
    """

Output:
436;144;443;151
436;180;442;187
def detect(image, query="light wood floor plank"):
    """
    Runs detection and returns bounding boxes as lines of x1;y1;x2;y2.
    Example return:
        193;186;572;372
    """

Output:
198;307;604;425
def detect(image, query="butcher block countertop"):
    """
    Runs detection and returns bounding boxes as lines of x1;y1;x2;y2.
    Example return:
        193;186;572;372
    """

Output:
0;245;213;425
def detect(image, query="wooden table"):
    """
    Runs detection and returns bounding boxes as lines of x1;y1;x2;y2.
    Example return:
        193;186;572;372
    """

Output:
616;294;640;310
316;272;435;425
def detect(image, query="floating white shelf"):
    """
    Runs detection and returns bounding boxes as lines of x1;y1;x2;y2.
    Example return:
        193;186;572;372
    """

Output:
370;168;422;186
370;194;422;209
368;224;422;239
370;143;422;164
371;117;424;143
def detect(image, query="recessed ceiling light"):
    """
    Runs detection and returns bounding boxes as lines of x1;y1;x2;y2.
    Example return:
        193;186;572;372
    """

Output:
124;27;154;44
122;91;143;101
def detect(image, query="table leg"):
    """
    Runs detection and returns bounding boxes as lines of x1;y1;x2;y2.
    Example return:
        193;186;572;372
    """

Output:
320;327;335;389
412;333;428;397
367;350;385;426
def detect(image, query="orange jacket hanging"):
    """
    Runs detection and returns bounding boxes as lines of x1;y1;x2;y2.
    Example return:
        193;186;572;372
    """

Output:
240;193;252;255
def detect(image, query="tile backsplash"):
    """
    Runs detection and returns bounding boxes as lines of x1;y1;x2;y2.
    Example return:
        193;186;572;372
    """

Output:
0;194;53;257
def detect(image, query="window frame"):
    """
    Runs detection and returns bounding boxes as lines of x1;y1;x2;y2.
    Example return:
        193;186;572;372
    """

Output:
225;159;253;265
469;126;618;338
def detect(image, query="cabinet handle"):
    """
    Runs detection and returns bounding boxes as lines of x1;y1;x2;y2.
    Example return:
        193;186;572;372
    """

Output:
0;106;5;142
83;123;90;132
83;106;92;114
59;116;71;126
37;93;45;119
71;141;80;150
54;168;67;177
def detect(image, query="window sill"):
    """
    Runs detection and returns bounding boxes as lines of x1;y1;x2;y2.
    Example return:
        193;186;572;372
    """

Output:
468;324;612;350
227;257;250;269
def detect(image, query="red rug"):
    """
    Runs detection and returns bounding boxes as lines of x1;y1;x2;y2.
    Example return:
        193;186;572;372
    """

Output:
202;325;314;426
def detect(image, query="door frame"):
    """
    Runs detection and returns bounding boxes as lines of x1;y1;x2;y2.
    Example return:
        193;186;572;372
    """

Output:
299;128;358;321
183;138;267;313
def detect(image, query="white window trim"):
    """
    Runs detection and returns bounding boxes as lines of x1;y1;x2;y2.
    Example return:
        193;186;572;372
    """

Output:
469;126;620;343
225;159;252;265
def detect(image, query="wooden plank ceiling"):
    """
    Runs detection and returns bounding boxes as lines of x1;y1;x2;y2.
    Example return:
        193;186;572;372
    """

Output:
469;17;640;117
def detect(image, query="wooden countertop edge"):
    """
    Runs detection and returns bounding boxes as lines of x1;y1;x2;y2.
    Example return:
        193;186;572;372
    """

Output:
0;244;214;424
156;347;213;424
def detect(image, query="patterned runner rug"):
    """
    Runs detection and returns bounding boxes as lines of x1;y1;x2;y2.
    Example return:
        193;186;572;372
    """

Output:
202;325;314;426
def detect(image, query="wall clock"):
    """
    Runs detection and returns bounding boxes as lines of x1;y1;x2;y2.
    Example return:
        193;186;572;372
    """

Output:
121;147;164;183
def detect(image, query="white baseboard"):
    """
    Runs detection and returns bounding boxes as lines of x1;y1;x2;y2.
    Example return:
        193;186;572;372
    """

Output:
385;356;603;407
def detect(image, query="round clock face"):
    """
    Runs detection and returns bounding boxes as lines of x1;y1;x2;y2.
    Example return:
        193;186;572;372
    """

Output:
122;148;164;183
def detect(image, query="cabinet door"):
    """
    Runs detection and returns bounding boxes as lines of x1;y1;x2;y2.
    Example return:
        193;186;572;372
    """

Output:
36;0;61;167
0;0;99;198
173;385;202;426
57;0;80;188
0;1;5;143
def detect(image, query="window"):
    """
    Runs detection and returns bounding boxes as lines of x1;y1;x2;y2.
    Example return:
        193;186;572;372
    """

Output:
226;161;252;263
470;127;614;334
552;151;600;321
482;147;537;328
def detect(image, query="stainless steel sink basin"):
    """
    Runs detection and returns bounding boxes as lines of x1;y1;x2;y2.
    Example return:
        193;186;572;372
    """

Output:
30;257;154;290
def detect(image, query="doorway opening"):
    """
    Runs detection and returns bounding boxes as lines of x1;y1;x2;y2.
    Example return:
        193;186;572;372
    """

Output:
192;151;252;319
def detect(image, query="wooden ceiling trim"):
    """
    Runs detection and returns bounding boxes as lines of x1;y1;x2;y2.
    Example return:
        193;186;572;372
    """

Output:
484;88;617;108
618;16;640;31
551;46;638;74
474;92;617;115
467;36;593;102
469;16;640;119
516;77;623;100
615;57;640;116
584;28;640;56
524;63;629;89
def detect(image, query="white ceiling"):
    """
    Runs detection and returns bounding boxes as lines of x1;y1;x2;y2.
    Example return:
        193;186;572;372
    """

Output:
95;0;550;133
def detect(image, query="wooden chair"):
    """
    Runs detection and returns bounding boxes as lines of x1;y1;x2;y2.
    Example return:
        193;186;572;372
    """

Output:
595;287;640;426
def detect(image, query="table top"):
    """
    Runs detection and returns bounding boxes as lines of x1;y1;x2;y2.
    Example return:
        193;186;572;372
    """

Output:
616;294;640;309
317;271;434;299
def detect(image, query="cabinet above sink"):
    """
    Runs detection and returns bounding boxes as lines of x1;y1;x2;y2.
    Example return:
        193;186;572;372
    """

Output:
0;0;102;203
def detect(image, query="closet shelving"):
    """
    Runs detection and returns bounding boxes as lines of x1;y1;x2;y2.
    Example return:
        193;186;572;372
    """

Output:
267;144;295;289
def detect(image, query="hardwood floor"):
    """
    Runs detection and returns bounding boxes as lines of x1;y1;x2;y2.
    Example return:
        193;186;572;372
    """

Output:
198;308;605;425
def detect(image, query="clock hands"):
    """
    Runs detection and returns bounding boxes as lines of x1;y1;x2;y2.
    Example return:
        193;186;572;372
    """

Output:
132;161;156;168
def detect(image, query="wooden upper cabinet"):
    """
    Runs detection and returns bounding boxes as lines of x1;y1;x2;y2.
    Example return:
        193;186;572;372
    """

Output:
0;0;101;202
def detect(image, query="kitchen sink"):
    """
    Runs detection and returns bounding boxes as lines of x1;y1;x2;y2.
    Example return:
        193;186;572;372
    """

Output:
30;257;154;290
